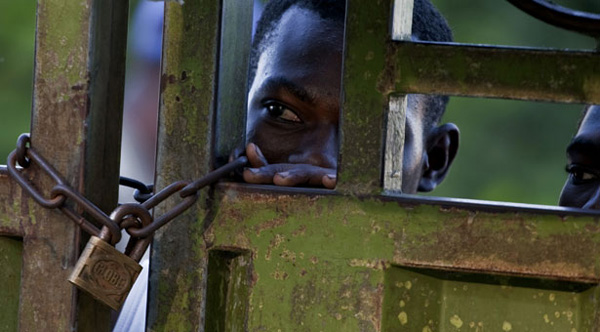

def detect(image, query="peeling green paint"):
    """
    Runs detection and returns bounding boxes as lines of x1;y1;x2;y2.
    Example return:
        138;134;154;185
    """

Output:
149;0;221;330
203;187;600;331
383;266;597;331
338;0;394;194
27;198;36;225
36;0;91;84
0;236;22;332
0;196;21;229
393;42;600;104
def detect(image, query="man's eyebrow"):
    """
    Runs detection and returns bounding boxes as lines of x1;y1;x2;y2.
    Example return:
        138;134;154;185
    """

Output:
260;77;316;105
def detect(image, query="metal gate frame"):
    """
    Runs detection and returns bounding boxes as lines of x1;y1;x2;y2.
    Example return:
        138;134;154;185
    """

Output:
150;0;600;331
2;0;600;330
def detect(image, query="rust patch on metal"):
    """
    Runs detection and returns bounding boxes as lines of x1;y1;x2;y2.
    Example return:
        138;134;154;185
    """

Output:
254;217;287;236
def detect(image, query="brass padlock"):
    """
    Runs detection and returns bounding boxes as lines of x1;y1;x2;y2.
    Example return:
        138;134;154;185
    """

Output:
69;204;152;311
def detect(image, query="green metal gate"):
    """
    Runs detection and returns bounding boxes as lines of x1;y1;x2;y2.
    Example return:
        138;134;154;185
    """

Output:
150;0;600;331
2;0;600;331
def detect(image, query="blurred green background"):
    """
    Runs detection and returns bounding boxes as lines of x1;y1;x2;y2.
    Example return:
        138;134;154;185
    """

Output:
1;1;599;205
0;1;35;164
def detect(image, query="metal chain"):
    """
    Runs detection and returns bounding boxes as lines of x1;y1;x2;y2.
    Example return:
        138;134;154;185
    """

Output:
119;176;154;203
7;133;248;243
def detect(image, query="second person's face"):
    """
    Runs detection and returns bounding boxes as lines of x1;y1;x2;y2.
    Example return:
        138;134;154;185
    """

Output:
559;105;600;208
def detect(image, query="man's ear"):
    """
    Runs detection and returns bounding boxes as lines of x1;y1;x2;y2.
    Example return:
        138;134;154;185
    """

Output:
418;123;459;192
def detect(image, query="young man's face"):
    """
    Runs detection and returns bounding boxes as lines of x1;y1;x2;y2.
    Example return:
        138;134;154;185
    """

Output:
559;105;600;208
245;6;457;193
245;7;342;187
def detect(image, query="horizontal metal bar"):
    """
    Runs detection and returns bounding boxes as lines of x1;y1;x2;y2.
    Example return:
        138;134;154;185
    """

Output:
390;41;600;103
212;183;600;283
217;182;600;217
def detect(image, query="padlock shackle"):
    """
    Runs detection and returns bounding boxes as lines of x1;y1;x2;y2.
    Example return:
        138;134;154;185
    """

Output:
107;203;154;261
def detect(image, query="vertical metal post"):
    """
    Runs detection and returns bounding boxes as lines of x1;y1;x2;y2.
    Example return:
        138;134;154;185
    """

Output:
214;0;254;166
0;0;128;330
148;1;222;330
383;0;414;193
383;96;407;192
338;0;395;194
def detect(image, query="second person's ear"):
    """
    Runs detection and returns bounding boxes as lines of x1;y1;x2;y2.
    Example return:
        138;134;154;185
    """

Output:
418;123;459;192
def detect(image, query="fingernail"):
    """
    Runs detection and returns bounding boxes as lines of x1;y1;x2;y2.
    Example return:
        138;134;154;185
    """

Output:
277;171;289;178
246;167;259;174
255;145;265;159
326;174;337;180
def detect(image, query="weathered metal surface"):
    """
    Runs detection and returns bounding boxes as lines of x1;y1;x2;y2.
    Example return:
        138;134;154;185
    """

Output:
205;250;252;331
0;168;23;332
0;236;22;332
150;0;600;331
85;0;128;213
383;0;412;193
0;0;128;330
24;0;95;329
0;168;23;236
148;0;221;330
383;96;406;193
214;0;253;166
392;0;413;41
338;0;393;195
382;266;598;331
68;235;142;311
390;41;600;104
204;184;600;331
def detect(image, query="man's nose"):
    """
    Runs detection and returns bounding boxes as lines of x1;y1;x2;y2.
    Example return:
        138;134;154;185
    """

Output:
288;125;338;168
582;187;600;210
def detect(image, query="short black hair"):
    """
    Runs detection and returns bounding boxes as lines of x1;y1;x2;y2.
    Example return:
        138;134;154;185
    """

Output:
249;0;453;129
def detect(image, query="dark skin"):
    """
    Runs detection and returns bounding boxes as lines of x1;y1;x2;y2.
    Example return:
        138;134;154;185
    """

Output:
559;105;600;208
243;6;459;193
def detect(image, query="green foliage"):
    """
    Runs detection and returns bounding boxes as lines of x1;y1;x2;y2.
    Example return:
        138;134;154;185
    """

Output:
0;2;35;162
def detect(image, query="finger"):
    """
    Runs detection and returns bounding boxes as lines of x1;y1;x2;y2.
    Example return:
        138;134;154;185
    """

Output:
243;168;274;184
322;174;336;189
273;166;334;187
246;143;268;168
243;164;293;184
273;170;311;187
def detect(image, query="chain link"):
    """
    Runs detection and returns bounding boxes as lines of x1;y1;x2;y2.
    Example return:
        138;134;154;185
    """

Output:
119;176;153;203
7;133;248;243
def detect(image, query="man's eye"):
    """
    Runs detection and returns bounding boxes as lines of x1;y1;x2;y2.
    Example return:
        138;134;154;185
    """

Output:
566;164;599;183
266;103;301;123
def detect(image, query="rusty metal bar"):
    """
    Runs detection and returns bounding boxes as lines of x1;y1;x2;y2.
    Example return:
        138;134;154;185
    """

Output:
11;0;128;330
214;0;254;166
0;236;22;331
148;1;222;330
0;168;23;236
208;183;600;330
391;41;600;103
384;0;413;193
338;0;394;195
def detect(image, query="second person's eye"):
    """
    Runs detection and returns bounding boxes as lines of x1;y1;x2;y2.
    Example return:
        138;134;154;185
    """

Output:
266;103;302;123
566;164;600;184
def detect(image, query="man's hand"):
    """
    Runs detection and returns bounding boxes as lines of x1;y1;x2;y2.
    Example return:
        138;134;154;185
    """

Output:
242;143;336;189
